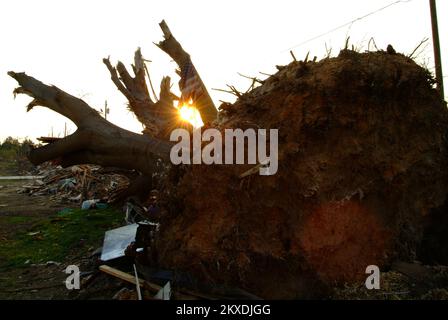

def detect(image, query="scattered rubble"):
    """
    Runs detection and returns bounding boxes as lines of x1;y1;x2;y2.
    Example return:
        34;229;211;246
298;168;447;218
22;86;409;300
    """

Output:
17;163;131;205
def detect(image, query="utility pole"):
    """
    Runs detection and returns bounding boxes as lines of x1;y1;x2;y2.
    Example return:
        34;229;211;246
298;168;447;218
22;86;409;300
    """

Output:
429;0;444;99
104;100;109;120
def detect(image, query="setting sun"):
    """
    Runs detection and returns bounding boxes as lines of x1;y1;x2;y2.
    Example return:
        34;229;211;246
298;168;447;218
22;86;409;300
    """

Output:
177;100;204;128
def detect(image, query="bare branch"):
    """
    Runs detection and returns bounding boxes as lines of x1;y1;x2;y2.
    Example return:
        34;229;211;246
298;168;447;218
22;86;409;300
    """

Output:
290;50;297;62
8;71;102;128
103;57;133;102
237;73;264;85
408;38;429;59
104;49;179;137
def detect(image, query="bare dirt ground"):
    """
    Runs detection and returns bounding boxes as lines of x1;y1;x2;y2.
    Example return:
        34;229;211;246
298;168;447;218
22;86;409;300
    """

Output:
0;167;68;298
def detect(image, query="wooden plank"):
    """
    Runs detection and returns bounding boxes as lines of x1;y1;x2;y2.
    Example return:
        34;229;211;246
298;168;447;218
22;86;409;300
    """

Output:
99;265;201;300
99;265;161;292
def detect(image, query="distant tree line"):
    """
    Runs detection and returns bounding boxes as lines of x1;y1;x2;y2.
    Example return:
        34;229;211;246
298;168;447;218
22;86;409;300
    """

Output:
0;137;35;159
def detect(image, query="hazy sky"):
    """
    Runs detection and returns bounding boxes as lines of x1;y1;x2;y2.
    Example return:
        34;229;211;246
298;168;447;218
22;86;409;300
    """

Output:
0;0;446;141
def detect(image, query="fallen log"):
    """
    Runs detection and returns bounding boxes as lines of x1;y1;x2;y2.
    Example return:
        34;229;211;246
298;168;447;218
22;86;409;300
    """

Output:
8;71;172;177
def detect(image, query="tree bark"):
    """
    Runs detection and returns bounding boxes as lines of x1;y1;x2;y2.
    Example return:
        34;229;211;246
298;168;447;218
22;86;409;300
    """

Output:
8;71;172;176
103;48;179;139
156;20;218;124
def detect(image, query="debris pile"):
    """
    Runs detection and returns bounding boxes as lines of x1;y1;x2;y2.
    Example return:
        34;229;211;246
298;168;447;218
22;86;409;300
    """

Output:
17;163;131;204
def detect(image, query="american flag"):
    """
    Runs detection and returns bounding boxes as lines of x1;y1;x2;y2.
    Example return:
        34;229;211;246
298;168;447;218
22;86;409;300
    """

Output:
179;60;203;104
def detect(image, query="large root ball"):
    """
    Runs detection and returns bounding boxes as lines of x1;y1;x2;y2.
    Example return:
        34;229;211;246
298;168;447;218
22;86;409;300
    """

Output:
155;49;448;298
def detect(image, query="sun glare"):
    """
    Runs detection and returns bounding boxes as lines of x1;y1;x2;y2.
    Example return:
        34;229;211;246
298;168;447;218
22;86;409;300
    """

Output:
177;99;204;128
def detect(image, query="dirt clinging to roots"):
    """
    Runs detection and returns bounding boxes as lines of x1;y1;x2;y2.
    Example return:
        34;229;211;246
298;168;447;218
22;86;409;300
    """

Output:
155;49;448;299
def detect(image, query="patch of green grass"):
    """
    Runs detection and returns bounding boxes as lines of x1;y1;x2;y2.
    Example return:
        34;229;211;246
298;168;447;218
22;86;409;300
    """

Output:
0;207;124;271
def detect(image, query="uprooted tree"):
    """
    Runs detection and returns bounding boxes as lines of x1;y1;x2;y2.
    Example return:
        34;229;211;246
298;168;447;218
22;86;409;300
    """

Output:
8;21;448;298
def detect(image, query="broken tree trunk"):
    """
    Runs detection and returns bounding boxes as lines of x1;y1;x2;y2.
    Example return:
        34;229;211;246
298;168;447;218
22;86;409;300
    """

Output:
8;71;172;177
103;48;179;139
103;20;216;136
94;20;216;199
156;20;218;124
